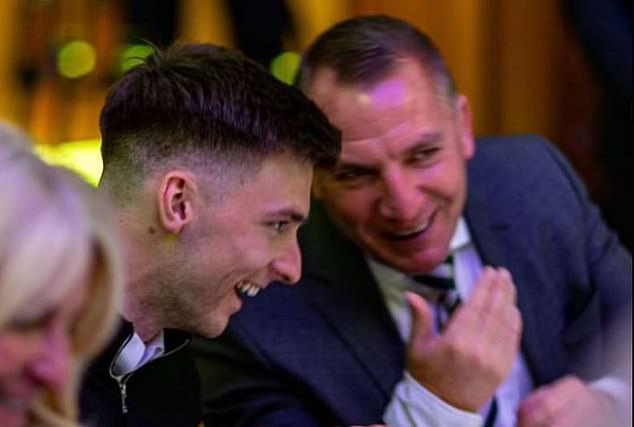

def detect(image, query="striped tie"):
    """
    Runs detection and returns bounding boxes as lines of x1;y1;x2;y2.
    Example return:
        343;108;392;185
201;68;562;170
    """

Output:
412;256;498;427
412;256;460;331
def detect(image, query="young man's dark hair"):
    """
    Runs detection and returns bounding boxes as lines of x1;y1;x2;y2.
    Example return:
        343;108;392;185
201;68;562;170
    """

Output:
100;42;340;204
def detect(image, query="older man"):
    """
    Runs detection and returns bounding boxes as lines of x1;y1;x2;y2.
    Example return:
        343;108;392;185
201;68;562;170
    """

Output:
194;15;632;427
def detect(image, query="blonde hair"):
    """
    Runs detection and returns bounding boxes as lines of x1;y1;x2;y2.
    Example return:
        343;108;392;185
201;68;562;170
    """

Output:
0;123;123;427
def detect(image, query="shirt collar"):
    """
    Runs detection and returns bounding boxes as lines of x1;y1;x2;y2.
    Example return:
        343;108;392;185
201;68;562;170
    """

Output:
112;330;165;376
450;217;471;253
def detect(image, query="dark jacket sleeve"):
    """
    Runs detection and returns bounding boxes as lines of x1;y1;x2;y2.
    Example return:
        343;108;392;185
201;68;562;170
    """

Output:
537;137;632;379
192;327;325;427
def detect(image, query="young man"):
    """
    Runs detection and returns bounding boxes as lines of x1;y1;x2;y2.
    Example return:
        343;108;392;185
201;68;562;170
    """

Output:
194;15;632;427
79;42;340;427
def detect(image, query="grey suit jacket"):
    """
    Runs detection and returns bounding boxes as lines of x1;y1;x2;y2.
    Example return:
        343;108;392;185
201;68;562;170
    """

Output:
193;135;632;427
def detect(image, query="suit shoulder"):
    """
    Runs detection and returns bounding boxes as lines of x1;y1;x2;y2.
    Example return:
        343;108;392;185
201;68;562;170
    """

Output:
474;134;556;162
471;134;576;183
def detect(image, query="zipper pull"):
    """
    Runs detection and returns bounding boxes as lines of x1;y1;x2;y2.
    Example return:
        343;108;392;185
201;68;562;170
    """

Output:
119;381;128;414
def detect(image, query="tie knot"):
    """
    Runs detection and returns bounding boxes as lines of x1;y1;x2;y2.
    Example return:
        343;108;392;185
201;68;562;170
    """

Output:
412;275;454;290
411;256;455;290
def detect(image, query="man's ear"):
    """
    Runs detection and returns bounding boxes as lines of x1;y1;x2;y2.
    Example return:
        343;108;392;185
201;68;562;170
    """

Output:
157;171;197;234
455;94;475;159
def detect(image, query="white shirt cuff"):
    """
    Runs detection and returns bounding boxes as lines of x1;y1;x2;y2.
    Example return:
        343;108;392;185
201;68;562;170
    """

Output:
383;371;482;427
589;376;631;412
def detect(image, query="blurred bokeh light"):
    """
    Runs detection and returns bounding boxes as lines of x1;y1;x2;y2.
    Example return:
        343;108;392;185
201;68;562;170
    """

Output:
57;40;97;79
34;139;102;186
270;51;301;84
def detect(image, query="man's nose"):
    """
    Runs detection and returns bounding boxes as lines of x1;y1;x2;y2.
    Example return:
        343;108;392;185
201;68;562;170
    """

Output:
271;239;302;285
377;171;420;220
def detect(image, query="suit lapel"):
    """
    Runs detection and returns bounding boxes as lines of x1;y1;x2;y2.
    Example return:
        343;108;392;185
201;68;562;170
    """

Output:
465;161;567;384
301;204;405;398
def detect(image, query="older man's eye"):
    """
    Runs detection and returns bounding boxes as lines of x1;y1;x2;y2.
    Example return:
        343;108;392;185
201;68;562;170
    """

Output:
335;169;368;181
410;147;440;163
271;221;289;232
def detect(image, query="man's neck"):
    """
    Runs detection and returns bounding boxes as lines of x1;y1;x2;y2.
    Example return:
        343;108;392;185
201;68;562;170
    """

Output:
122;263;164;344
134;321;162;343
122;310;161;343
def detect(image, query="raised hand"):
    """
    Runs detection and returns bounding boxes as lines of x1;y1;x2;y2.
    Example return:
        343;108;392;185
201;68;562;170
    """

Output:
405;266;522;411
518;375;618;427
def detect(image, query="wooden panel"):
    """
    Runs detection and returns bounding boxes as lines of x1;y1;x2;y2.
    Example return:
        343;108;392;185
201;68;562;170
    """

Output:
495;0;562;139
287;0;352;48
0;0;22;124
178;0;233;45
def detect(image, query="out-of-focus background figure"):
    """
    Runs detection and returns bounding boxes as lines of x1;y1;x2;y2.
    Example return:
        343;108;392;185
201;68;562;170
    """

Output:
0;122;123;427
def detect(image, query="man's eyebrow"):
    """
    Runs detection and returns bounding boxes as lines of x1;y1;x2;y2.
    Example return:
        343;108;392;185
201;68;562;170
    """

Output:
410;132;442;147
273;208;308;225
333;134;443;172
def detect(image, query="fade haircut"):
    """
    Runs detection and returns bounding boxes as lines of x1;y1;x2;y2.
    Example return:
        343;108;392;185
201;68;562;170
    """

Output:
296;15;457;102
100;42;340;203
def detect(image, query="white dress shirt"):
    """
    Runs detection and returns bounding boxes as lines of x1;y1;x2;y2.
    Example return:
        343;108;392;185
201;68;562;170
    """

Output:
113;330;166;376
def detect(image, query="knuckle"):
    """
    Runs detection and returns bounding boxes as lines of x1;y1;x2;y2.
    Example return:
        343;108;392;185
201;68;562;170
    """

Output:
509;306;523;333
444;338;471;362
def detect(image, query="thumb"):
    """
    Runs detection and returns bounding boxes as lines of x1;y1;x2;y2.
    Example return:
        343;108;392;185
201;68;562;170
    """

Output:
405;291;434;346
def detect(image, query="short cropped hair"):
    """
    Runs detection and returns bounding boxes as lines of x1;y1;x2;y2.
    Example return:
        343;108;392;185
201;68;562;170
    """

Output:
0;124;123;427
296;14;456;101
99;43;341;202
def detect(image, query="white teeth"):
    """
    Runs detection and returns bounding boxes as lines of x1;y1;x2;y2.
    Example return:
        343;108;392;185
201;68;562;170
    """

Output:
236;281;261;297
394;218;431;236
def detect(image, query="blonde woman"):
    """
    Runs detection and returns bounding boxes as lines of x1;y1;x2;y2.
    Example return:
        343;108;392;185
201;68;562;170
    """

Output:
0;123;123;427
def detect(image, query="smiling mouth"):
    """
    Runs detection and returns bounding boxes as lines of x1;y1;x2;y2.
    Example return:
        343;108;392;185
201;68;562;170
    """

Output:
383;215;433;241
235;280;263;297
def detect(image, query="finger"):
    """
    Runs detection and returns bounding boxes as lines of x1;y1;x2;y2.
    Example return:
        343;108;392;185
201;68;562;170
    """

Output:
496;267;517;304
544;377;591;426
448;266;497;337
481;268;521;336
464;268;517;347
495;268;522;343
504;304;523;348
518;385;550;426
518;382;569;427
518;402;551;426
484;267;515;315
467;266;498;314
405;291;434;348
